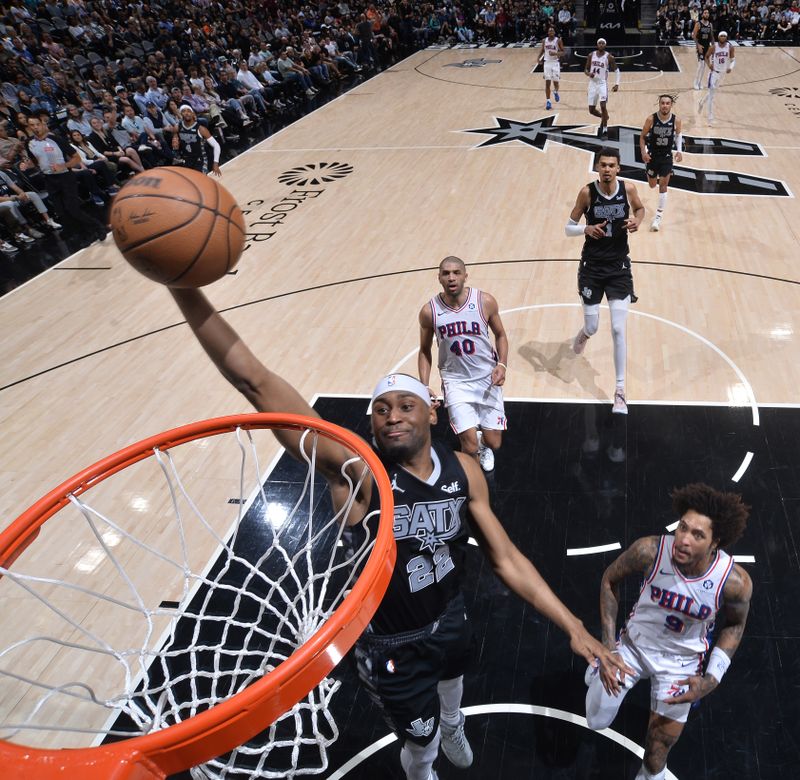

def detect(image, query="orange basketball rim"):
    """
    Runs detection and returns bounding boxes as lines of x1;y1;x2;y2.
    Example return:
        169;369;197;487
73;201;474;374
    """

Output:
0;413;395;779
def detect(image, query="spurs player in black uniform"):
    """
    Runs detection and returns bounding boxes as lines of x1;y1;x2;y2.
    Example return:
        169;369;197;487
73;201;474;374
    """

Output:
640;95;683;232
566;147;645;415
171;105;222;177
168;287;629;780
693;9;714;90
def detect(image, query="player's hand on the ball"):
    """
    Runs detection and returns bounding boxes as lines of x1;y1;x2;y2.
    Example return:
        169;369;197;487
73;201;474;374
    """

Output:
665;675;717;704
586;220;607;239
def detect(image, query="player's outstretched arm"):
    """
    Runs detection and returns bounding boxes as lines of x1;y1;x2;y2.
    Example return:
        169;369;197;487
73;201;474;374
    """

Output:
460;452;632;678
481;292;508;386
169;288;371;512
598;536;659;693
667;564;753;706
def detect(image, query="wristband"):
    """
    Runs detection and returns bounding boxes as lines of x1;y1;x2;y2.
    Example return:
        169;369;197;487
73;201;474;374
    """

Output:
565;218;585;237
615;68;621;86
675;133;683;154
707;646;731;684
497;362;507;370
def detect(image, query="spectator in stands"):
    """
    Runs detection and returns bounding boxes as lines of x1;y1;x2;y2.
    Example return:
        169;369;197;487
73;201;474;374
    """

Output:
68;129;120;195
87;116;144;174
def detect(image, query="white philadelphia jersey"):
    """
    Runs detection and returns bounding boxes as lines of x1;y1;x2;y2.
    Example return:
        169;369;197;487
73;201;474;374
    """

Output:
711;42;731;72
625;535;734;655
588;51;609;82
429;287;497;383
543;37;560;61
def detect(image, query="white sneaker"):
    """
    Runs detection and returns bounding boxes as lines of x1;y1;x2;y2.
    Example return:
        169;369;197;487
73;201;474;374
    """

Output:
478;444;495;472
693;81;700;90
16;232;35;243
0;240;18;253
572;328;589;355
650;214;662;232
612;389;628;415
440;712;473;768
45;218;62;229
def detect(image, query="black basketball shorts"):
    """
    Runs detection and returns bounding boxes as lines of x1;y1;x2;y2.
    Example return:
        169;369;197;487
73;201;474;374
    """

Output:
697;44;711;62
353;593;473;745
578;258;637;304
646;155;674;180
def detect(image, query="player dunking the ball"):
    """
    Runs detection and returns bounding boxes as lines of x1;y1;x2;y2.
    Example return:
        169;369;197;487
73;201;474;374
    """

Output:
566;147;645;414
585;38;620;139
537;25;564;111
640;95;683;232
168;288;629;780
418;256;508;473
585;483;752;780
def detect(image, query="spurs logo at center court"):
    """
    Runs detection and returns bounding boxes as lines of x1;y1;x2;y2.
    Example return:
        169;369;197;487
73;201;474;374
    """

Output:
461;116;792;197
444;57;503;68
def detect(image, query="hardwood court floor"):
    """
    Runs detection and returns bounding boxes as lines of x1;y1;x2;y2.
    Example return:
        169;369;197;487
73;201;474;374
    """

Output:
1;45;799;778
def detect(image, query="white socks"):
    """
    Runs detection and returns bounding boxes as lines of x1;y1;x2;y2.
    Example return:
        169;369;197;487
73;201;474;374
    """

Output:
582;303;601;338
657;192;667;212
608;297;630;385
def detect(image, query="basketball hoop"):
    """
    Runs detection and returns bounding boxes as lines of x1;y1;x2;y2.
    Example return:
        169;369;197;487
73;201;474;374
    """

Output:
0;413;395;779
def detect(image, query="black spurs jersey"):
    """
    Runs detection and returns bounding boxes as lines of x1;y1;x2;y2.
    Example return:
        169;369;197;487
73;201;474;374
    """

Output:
646;112;676;158
697;20;714;51
581;180;631;264
177;120;208;173
366;440;471;635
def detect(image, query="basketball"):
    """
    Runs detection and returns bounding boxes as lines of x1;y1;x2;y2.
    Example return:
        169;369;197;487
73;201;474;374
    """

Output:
110;167;246;288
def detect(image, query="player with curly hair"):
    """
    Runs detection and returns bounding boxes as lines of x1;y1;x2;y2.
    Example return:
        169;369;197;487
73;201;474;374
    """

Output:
584;483;752;780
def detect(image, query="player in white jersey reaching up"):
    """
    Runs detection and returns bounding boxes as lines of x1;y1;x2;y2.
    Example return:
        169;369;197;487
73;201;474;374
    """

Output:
419;256;508;472
537;25;564;111
585;38;620;139
699;31;735;126
585;483;753;780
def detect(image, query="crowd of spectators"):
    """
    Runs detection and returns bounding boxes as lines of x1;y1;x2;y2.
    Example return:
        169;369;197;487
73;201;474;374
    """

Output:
656;0;800;43
0;0;581;261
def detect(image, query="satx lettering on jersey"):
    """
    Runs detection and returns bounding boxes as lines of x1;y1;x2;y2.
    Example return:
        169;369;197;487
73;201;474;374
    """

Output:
438;321;482;339
393;498;466;552
592;203;626;220
650;585;713;620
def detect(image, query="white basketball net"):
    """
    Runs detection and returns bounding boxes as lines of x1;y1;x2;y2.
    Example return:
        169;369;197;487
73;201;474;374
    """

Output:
0;425;380;778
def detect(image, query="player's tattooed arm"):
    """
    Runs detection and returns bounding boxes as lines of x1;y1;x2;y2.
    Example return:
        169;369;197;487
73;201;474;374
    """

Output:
599;536;659;649
668;564;753;705
714;564;753;659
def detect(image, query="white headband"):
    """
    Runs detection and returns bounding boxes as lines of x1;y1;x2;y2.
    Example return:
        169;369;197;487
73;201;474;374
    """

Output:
718;30;728;37
597;38;606;45
371;374;431;406
179;103;194;112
